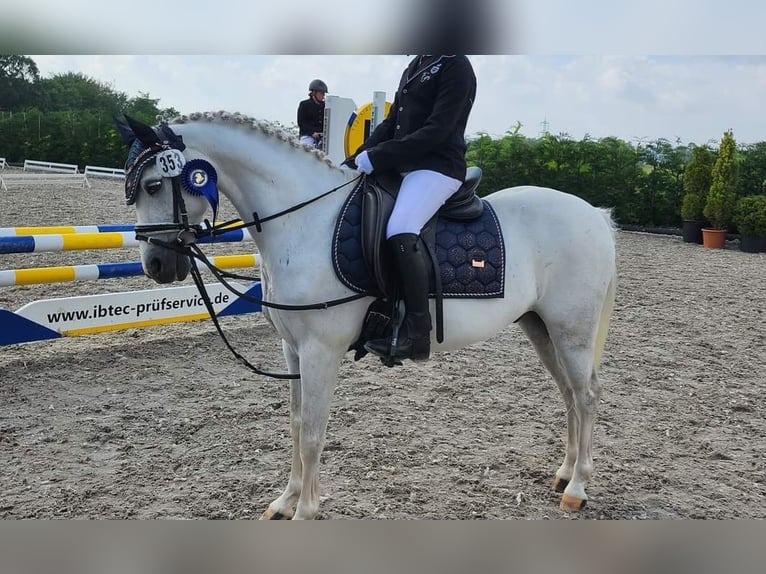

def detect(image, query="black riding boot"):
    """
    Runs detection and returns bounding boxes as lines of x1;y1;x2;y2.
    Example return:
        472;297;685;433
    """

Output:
365;233;432;361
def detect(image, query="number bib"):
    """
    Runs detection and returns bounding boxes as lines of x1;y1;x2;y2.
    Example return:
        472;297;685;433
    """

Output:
155;149;186;177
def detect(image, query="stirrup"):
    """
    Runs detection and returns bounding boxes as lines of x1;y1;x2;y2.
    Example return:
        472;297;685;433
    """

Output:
380;354;403;368
363;329;431;363
362;337;403;367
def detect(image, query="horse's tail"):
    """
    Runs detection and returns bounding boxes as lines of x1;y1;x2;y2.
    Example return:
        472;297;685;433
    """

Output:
593;208;617;370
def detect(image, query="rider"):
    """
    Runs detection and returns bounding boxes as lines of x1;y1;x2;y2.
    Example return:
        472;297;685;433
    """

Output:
297;79;328;148
347;55;477;362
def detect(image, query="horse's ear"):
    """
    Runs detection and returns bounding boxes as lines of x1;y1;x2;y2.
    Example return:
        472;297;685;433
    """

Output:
124;114;161;148
113;115;136;146
158;123;186;152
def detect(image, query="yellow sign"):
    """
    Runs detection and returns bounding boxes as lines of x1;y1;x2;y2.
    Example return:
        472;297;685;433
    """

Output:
344;101;392;157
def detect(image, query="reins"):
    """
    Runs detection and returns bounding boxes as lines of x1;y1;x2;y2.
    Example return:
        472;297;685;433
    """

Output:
137;171;368;380
186;252;299;380
135;175;364;239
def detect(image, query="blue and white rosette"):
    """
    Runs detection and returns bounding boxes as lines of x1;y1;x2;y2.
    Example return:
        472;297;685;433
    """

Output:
181;159;220;224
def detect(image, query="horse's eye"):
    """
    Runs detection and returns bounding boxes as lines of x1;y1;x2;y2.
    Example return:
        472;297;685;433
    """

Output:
145;180;163;195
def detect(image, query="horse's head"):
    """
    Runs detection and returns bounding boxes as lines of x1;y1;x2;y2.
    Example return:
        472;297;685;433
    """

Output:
114;115;218;284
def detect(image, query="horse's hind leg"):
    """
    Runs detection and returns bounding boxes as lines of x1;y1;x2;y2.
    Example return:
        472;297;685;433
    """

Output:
542;315;604;512
517;313;578;495
262;340;302;520
558;363;602;512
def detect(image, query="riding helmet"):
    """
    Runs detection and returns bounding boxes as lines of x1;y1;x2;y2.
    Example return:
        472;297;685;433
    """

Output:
309;79;328;93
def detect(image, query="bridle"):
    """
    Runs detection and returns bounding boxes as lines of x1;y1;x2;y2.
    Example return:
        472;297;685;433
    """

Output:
125;128;366;379
125;136;204;248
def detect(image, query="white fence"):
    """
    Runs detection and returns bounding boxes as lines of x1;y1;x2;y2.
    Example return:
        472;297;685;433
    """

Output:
0;172;90;191
84;165;125;179
1;158;123;186
23;159;80;174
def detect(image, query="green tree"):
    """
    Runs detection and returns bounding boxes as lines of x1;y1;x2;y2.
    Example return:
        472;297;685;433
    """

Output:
37;72;127;112
466;132;505;194
0;54;40;110
591;136;642;223
704;130;739;229
466;124;536;195
681;144;713;220
737;141;766;197
733;195;766;236
463;126;761;228
0;57;179;167
126;93;179;124
634;138;688;226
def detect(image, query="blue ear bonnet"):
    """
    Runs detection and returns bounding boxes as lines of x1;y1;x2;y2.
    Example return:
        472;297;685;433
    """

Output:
126;138;143;167
123;123;187;205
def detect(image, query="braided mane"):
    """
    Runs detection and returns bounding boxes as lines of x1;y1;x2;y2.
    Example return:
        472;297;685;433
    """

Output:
170;110;338;169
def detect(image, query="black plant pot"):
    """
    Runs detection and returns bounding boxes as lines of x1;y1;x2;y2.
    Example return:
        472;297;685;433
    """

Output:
682;219;705;244
740;234;766;253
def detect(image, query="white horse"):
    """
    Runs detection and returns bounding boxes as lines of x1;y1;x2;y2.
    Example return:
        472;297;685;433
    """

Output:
120;111;617;519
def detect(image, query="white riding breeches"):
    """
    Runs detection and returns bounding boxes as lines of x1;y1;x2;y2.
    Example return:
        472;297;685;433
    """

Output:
300;135;318;147
386;170;462;238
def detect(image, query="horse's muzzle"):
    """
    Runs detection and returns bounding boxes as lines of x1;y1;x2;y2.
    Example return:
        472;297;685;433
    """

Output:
142;244;190;283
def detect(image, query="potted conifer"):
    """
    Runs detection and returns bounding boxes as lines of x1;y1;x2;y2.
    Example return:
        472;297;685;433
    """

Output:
681;145;712;243
734;195;766;253
703;130;738;249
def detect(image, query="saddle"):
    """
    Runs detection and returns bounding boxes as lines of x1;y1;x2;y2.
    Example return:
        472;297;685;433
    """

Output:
362;166;485;303
336;167;503;363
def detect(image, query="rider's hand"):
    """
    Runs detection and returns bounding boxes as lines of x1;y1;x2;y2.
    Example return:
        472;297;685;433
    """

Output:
341;156;358;170
355;150;374;174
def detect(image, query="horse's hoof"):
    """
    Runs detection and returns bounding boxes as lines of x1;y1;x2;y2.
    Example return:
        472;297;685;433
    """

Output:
552;476;569;493
260;509;292;520
559;494;587;512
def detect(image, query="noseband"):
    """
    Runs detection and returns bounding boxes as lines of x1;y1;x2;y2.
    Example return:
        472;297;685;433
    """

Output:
134;173;199;253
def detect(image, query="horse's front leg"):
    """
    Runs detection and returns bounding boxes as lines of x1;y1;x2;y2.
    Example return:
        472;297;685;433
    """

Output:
292;344;343;520
261;340;302;520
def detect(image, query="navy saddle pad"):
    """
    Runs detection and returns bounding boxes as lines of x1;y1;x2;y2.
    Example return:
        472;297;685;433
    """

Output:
332;184;506;298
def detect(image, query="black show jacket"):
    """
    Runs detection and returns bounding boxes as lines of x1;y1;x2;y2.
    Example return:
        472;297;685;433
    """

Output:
297;97;325;137
355;55;476;182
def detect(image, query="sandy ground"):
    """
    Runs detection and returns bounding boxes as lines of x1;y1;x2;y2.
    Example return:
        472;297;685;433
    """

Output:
1;174;764;519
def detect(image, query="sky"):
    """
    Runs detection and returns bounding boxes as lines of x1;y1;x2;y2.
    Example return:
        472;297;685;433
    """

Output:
6;1;766;145
6;1;766;54
29;55;766;146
